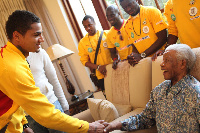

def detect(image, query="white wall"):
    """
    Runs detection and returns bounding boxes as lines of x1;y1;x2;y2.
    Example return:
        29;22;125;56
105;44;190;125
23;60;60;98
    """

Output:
42;0;96;93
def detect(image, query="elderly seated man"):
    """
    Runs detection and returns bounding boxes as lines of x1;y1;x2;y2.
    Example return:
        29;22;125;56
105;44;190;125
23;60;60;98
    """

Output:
104;44;200;132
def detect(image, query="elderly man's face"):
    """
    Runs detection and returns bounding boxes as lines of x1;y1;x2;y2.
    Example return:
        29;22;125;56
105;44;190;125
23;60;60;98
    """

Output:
160;50;183;85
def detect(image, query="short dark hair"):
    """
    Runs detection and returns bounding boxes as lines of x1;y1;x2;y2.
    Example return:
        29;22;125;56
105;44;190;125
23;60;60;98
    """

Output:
119;0;125;2
82;15;95;24
6;10;40;40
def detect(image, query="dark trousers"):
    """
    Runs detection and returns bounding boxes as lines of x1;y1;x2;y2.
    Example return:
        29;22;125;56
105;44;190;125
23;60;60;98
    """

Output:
98;78;105;92
0;124;8;133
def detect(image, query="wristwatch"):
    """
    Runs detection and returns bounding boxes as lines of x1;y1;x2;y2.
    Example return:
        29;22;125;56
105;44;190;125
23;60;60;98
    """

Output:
23;124;29;129
141;52;146;58
97;65;101;71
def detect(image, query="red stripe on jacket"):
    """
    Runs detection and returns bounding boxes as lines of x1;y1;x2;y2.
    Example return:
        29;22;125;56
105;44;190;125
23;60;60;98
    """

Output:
0;90;13;117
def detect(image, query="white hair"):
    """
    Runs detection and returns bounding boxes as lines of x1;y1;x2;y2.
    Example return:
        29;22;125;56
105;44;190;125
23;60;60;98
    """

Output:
165;44;196;73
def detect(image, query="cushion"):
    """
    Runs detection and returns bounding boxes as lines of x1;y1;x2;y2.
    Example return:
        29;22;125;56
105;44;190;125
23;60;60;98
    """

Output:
113;103;132;117
87;98;119;122
129;57;152;108
93;91;106;100
190;47;200;81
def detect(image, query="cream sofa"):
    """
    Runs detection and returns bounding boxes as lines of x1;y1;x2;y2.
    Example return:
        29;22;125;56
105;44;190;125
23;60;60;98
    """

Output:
73;47;200;133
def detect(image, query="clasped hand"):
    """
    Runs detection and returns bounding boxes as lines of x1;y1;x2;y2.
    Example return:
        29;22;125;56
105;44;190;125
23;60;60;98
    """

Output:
98;65;107;76
88;120;121;133
127;52;142;67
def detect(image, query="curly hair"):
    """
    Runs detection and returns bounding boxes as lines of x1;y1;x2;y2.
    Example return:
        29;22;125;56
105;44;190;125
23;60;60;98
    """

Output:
82;15;95;24
166;44;196;73
6;10;40;40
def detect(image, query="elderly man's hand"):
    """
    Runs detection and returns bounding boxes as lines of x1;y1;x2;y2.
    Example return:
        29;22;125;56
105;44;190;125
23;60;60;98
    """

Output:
88;120;105;133
151;50;164;61
103;121;122;133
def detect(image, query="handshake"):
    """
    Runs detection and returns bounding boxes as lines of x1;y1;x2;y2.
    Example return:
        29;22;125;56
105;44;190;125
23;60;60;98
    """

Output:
88;120;122;133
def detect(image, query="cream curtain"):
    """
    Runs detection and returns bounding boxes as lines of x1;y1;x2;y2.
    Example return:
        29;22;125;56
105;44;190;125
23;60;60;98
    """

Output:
0;0;81;99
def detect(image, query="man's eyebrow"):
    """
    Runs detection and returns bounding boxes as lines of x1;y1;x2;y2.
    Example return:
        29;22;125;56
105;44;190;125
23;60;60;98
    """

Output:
34;31;43;34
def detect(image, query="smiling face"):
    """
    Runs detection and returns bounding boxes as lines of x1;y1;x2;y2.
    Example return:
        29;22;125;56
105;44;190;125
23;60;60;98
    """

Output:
120;0;140;16
15;22;44;57
82;18;96;36
106;7;120;26
160;50;186;85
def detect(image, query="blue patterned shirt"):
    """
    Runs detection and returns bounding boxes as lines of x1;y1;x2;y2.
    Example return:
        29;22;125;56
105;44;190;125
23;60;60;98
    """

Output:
121;75;200;133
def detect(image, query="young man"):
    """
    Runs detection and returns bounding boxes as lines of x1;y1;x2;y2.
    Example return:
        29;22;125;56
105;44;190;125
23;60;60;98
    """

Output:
104;44;200;132
106;5;132;69
0;10;105;133
119;0;167;66
78;15;111;92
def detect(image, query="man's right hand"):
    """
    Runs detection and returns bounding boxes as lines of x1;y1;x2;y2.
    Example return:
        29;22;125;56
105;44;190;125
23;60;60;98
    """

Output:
112;59;120;70
103;121;122;133
88;120;105;133
151;50;164;61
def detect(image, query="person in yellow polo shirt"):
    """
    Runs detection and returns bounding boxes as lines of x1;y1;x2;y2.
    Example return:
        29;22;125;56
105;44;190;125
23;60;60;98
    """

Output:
119;0;167;66
106;5;132;69
0;10;105;133
78;15;111;92
152;0;200;60
165;0;200;48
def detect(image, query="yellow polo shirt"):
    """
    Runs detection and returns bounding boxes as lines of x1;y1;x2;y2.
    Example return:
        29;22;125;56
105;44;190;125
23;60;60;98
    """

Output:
164;0;200;48
107;20;132;60
0;41;89;132
78;30;112;79
6;107;27;133
125;6;167;54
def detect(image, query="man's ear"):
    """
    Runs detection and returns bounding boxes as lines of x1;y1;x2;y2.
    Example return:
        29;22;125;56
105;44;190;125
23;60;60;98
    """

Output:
13;31;21;41
180;59;187;70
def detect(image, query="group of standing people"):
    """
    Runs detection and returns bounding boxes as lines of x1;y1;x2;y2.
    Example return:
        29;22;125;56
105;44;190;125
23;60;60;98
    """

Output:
0;0;200;132
78;0;167;91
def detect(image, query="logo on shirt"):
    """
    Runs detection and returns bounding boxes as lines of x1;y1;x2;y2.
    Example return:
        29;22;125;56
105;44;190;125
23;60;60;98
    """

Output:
134;35;150;44
156;20;163;25
171;14;176;21
88;47;93;53
143;18;147;25
78;124;84;129
131;32;134;38
120;44;132;51
114;42;120;47
189;7;198;16
143;26;149;34
190;15;200;20
103;42;108;47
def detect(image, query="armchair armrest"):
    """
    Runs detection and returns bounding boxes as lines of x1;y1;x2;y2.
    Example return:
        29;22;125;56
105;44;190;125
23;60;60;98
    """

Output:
72;109;95;123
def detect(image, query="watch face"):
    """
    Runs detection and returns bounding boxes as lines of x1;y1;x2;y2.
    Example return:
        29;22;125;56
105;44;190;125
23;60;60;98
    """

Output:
141;52;146;58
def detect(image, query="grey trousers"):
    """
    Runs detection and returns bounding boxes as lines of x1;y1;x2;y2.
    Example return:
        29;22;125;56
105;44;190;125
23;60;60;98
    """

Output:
26;115;65;133
26;100;65;133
